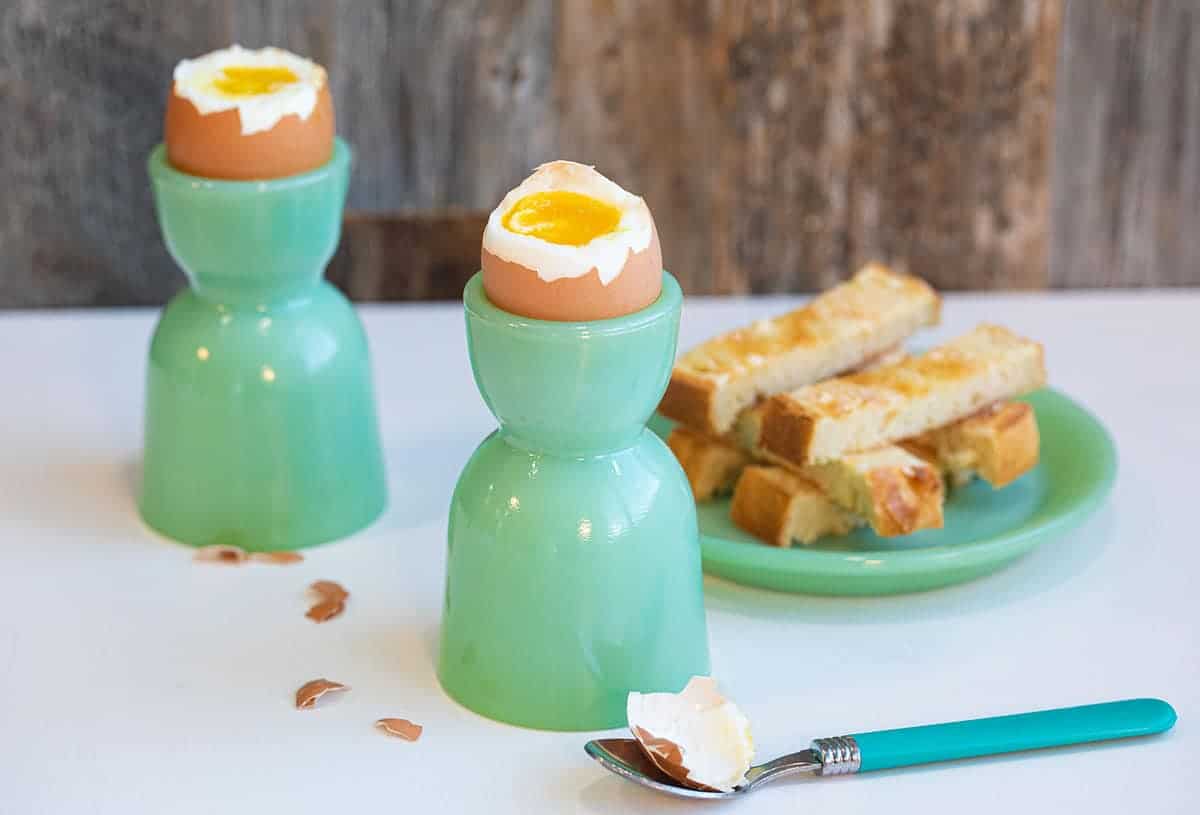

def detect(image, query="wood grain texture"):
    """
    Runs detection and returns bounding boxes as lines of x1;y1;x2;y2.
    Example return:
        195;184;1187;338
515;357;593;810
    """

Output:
556;0;725;293
328;210;488;301
0;1;223;306
0;0;551;307
225;0;555;210
0;0;1197;308
1050;0;1200;287
559;0;1059;294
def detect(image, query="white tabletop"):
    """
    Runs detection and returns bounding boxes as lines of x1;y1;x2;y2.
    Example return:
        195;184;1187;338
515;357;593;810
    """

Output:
1;290;1197;814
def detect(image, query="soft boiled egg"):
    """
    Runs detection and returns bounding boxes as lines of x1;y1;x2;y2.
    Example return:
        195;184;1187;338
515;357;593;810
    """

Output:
480;161;663;321
165;45;334;180
626;676;755;792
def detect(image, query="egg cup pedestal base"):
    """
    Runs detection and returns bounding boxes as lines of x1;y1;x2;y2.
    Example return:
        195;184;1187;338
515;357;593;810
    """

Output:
438;274;710;731
140;141;387;552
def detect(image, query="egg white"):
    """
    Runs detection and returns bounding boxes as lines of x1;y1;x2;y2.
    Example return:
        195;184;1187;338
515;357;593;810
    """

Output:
481;161;654;286
626;676;755;792
173;45;326;136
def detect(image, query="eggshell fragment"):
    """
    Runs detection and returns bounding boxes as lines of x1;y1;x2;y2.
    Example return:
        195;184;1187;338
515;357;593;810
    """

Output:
295;678;348;709
193;544;249;564
376;718;423;742
305;580;348;622
248;551;304;565
631;725;710;790
626;676;755;793
310;580;348;603
193;545;304;565
305;599;344;623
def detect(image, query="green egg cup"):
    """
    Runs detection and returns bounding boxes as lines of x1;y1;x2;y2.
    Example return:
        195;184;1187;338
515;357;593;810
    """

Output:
438;273;711;731
140;140;387;552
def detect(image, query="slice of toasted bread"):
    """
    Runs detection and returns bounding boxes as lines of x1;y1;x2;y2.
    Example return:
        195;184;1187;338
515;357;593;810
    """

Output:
659;264;940;435
681;397;1035;534
761;324;1046;465
730;465;861;546
802;446;944;536
733;398;944;537
730;344;910;455
899;436;974;487
667;426;751;501
906;400;1040;488
675;414;942;537
666;348;915;515
853;344;911;374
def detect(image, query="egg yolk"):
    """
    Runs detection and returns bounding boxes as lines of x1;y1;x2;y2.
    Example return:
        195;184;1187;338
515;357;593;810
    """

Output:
211;66;300;97
502;191;622;246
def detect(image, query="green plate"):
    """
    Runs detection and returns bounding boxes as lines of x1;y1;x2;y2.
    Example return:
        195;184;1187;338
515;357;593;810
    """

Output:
651;389;1116;596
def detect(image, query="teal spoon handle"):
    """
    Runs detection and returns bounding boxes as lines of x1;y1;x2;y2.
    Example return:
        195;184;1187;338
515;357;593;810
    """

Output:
814;699;1176;774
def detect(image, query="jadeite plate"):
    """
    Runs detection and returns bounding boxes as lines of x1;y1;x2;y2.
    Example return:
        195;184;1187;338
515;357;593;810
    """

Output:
650;389;1117;596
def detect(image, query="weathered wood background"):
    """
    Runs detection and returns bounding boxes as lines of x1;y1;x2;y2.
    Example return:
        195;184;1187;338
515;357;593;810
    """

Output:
1;0;1197;307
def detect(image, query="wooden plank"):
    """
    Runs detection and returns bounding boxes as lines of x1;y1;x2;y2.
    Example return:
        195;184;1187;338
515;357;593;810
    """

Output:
0;0;232;306
1050;0;1200;287
555;0;726;293
829;0;1060;292
0;0;551;307
227;0;555;210
328;210;487;301
557;1;1061;294
2;0;1198;308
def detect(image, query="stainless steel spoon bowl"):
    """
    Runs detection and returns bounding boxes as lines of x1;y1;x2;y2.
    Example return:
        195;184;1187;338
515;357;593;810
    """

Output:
585;738;822;799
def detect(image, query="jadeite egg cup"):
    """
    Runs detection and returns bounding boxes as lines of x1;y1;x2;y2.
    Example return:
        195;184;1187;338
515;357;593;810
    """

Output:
141;140;387;551
438;273;711;731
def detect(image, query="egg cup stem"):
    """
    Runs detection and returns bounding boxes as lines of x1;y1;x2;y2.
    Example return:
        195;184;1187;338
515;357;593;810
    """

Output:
139;140;387;551
437;273;711;730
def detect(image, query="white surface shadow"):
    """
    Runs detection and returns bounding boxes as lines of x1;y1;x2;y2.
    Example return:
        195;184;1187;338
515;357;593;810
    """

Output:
0;431;472;544
0;448;147;538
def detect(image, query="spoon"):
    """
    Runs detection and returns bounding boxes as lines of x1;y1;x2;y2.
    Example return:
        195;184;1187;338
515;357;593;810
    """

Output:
586;698;1176;800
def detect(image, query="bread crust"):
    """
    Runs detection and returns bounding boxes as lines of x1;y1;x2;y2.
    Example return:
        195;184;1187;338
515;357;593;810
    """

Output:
762;324;1046;465
666;427;750;501
674;400;1045;541
980;402;1040;486
730;466;798;546
659;264;940;435
864;462;945;536
759;396;816;468
658;372;718;436
679;399;944;538
799;445;945;537
916;400;1040;488
730;465;859;547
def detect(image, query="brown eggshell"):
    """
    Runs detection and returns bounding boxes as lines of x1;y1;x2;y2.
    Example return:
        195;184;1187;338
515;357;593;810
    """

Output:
165;82;335;180
481;226;663;322
632;725;720;793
